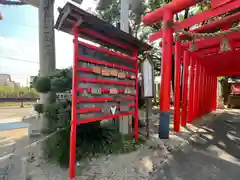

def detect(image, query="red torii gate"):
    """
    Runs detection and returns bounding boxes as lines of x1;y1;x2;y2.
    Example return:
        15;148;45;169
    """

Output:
143;0;240;138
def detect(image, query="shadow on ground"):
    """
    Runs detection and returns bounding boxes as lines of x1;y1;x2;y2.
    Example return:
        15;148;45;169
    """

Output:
151;109;240;180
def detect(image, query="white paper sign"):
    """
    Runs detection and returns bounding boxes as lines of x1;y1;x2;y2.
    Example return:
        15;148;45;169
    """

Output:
110;106;117;115
142;59;154;98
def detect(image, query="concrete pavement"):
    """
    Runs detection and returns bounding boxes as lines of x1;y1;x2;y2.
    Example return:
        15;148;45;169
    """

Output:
151;109;240;180
0;107;33;124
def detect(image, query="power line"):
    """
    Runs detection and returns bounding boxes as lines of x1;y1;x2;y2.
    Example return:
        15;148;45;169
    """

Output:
0;55;39;64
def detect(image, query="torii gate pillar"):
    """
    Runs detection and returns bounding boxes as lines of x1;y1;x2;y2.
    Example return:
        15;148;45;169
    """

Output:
158;10;173;139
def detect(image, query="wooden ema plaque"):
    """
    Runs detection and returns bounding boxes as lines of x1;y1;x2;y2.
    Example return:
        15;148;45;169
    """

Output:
118;72;126;79
93;66;101;74
102;68;111;76
110;69;118;77
76;43;137;123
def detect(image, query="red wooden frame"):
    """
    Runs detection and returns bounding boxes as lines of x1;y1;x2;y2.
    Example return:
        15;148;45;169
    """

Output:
148;0;240;42
143;0;240;136
69;25;140;179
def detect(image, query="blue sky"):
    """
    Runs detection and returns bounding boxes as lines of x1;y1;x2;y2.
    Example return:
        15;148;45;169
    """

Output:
0;0;97;86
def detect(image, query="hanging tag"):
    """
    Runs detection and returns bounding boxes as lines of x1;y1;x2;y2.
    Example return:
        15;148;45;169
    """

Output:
93;66;101;74
110;69;118;77
110;106;117;115
130;75;136;80
91;88;102;95
118;72;126;79
82;89;89;97
109;88;118;94
102;68;110;76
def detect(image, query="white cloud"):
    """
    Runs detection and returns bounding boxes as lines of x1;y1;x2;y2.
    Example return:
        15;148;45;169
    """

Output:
0;0;98;86
0;36;39;86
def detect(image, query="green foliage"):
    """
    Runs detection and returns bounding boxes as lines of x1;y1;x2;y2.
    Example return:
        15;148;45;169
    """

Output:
39;68;145;166
49;68;72;92
0;86;38;98
44;121;145;166
96;0;161;75
34;77;51;93
34;103;44;114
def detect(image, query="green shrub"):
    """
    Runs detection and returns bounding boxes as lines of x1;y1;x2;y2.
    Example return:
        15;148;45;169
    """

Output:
34;103;44;114
34;77;51;93
38;68;145;166
43;121;145;166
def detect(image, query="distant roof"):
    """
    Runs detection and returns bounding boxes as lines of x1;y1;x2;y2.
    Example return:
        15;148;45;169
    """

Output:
55;2;150;54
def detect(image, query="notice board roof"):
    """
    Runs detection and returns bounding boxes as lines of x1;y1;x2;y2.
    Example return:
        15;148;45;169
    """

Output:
55;2;150;54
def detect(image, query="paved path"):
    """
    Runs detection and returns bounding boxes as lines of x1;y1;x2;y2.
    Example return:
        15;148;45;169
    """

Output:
0;107;33;124
152;109;240;180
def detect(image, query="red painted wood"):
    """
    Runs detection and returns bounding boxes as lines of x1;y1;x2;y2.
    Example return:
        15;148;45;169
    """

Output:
173;40;181;132
79;28;135;51
150;11;240;42
211;0;234;9
182;32;240;49
187;57;196;123
77;112;135;124
174;0;240;31
179;11;240;39
77;97;136;103
69;25;78;180
181;51;190;126
79;78;135;86
148;0;240;41
160;11;174;112
77;108;101;114
134;51;139;141
193;61;200;120
78;41;136;61
142;0;198;25
79;56;135;72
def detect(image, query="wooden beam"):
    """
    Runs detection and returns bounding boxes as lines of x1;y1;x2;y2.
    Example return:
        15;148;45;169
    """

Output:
142;0;199;25
149;0;240;42
182;32;240;49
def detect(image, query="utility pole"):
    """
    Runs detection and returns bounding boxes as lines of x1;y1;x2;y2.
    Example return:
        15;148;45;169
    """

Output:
38;0;56;132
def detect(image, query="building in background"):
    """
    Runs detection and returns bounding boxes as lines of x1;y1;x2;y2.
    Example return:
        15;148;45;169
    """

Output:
29;76;37;87
0;74;21;88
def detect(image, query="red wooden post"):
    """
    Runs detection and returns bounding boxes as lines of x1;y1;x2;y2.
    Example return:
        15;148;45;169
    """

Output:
200;69;205;116
69;25;78;180
159;10;173;139
174;39;181;132
181;50;190;126
214;77;218;110
134;51;139;141
193;60;200;120
208;76;212;113
210;76;213;112
188;56;195;123
197;65;203;118
204;75;209;114
204;74;208;114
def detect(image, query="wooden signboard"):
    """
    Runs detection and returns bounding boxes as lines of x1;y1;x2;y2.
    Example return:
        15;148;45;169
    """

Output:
76;42;137;122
